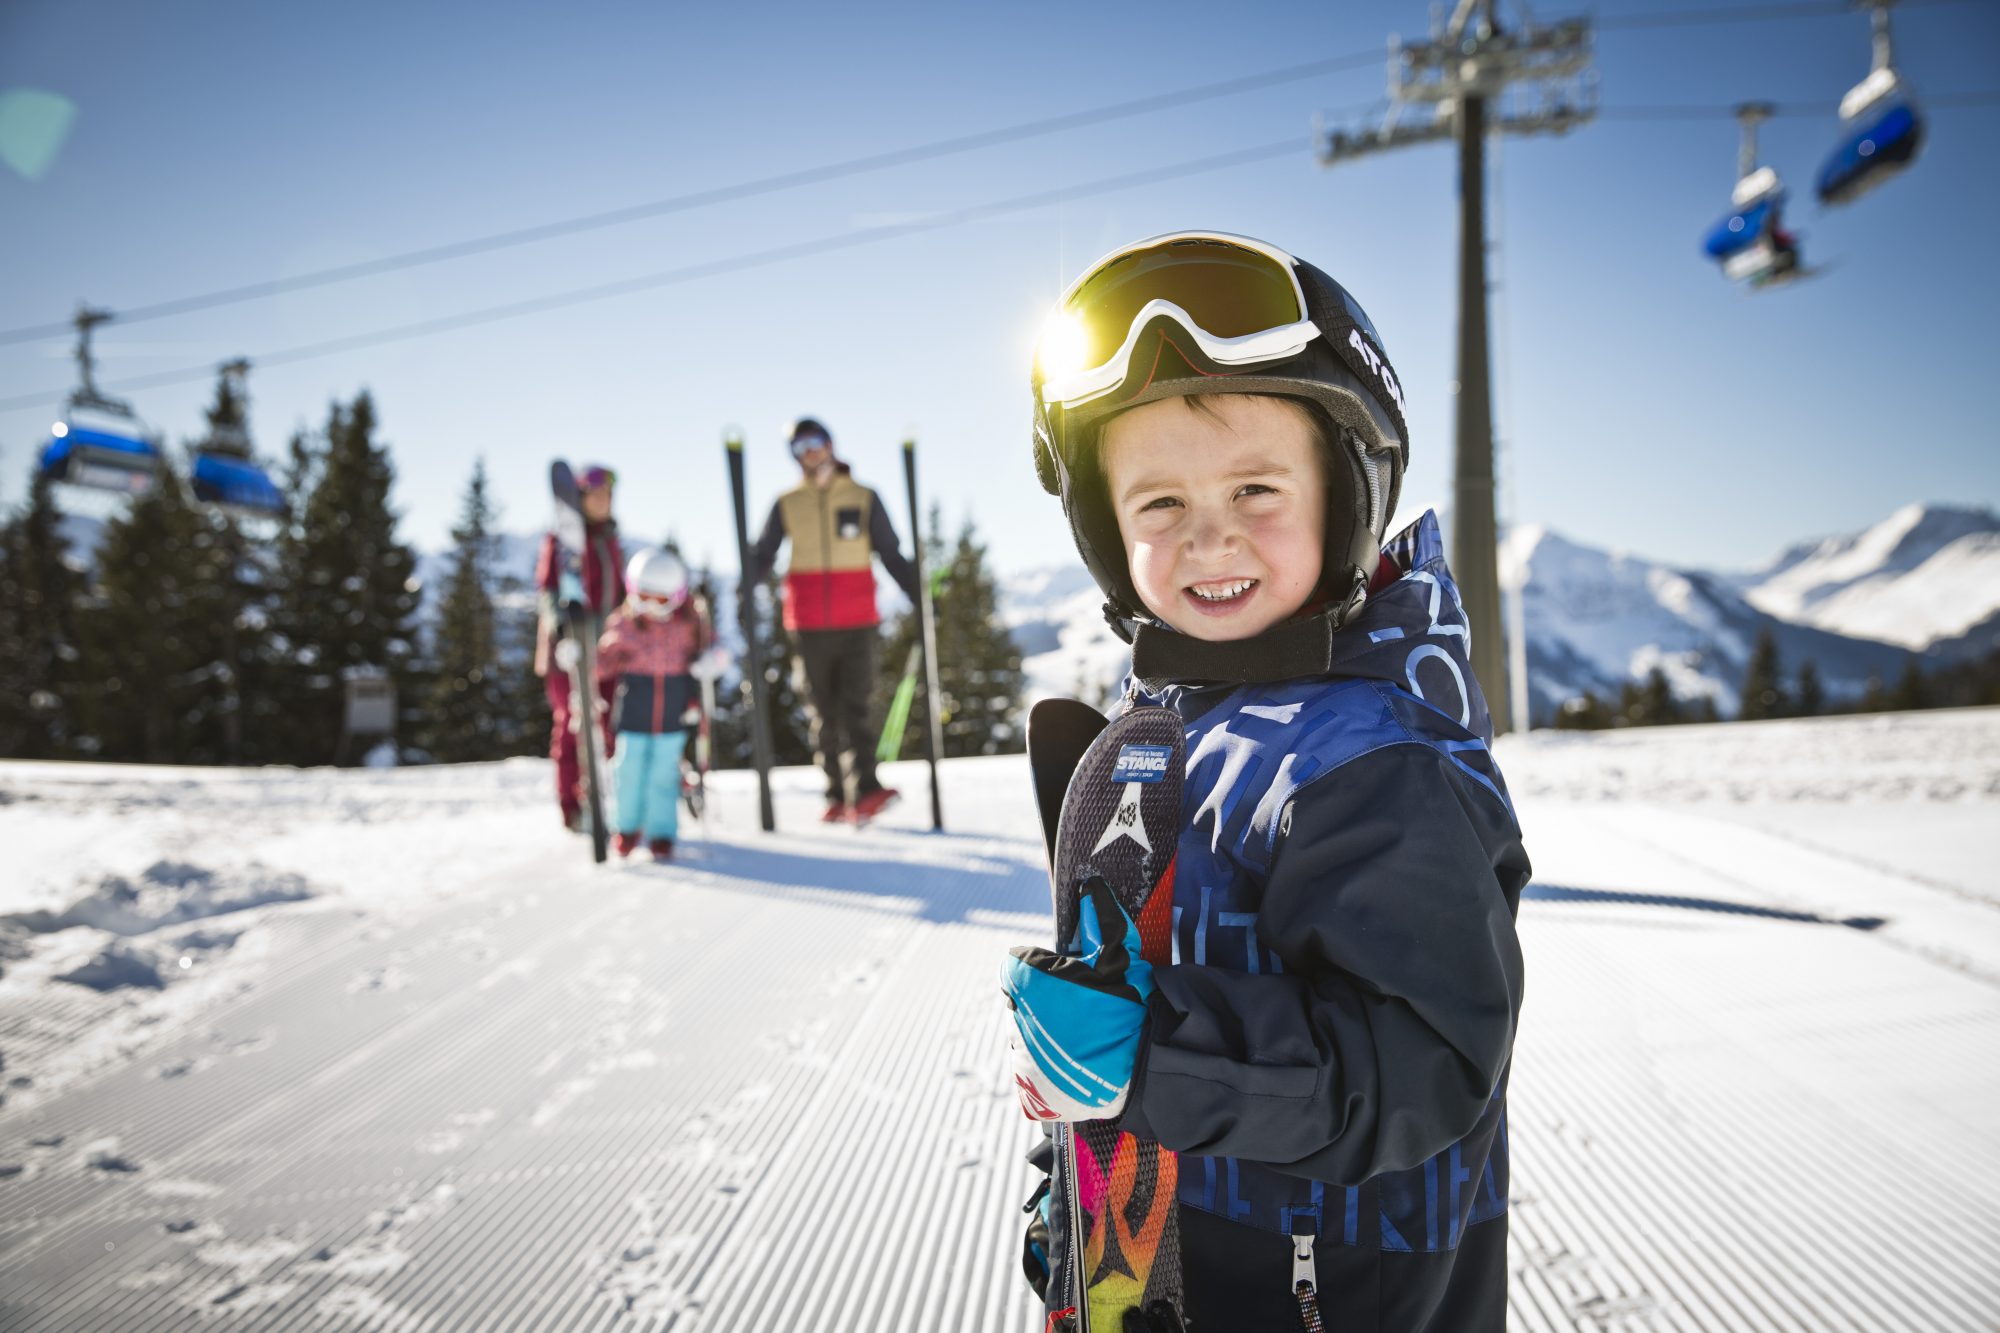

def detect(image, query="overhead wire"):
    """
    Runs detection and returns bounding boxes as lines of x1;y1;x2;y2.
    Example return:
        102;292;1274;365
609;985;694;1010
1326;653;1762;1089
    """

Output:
0;52;1383;348
1600;90;2000;119
1;0;1990;417
1;0;1983;350
4;75;1994;418
1594;0;1984;29
0;136;1308;414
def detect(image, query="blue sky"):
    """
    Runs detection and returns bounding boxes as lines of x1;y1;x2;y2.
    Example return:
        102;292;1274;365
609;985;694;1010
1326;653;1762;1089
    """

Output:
2;0;1996;578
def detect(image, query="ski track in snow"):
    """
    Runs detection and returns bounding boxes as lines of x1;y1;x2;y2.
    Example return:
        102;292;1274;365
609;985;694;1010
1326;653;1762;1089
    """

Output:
1;716;1997;1330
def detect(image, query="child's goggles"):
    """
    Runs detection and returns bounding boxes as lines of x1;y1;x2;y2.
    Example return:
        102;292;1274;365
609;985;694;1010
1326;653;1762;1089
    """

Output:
632;588;686;617
579;464;617;492
1034;233;1321;411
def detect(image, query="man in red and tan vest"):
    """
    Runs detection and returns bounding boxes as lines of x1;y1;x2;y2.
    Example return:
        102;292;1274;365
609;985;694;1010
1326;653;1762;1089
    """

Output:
748;418;920;823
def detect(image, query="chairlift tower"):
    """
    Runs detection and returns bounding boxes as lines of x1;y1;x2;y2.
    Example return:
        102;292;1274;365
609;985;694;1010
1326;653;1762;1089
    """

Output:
214;358;254;456
70;305;132;417
1319;1;1596;734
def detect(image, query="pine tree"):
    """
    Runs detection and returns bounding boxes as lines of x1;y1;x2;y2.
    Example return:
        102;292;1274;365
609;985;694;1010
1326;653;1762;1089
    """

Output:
269;392;418;763
421;461;507;762
1553;691;1612;730
187;364;274;764
874;508;1025;758
1860;674;1890;714
1634;666;1680;727
1891;653;1931;711
1738;626;1787;721
75;468;235;762
0;467;79;758
1794;659;1824;718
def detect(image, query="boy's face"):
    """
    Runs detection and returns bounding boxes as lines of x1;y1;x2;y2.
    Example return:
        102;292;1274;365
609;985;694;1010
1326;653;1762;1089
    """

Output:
581;486;613;521
1100;394;1325;642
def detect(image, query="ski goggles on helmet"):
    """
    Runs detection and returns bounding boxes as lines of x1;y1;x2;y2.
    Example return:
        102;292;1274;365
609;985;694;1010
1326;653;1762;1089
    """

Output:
578;464;616;492
1034;233;1321;412
632;587;686;618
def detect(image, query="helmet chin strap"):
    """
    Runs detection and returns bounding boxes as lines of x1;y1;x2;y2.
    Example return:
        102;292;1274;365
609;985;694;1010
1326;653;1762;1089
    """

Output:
1121;569;1369;690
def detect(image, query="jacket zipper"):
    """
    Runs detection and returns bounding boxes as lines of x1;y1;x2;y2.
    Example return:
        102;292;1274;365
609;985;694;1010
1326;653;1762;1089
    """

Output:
1292;1231;1326;1332
817;486;834;626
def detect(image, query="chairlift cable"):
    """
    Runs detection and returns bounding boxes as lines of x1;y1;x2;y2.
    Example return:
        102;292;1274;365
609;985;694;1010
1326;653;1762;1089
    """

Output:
0;137;1305;414
1595;0;1982;31
0;52;1382;348
2;0;1978;349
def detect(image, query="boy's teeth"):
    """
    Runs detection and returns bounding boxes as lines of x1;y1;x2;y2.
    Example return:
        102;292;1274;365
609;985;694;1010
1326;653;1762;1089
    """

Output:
1192;579;1255;602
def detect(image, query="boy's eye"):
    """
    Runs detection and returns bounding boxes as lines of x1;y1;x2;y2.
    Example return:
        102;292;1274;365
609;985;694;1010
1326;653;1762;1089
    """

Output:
1138;496;1181;512
1237;483;1276;498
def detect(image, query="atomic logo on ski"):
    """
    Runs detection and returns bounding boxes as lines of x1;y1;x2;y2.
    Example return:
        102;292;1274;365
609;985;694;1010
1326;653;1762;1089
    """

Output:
1090;782;1153;857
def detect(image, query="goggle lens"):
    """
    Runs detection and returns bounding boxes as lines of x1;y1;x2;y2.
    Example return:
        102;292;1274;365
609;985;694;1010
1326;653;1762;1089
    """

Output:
1043;238;1304;379
580;465;616;491
790;432;830;459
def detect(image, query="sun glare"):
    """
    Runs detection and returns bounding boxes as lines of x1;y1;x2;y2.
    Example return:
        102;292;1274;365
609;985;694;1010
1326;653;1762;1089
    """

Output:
1036;310;1090;382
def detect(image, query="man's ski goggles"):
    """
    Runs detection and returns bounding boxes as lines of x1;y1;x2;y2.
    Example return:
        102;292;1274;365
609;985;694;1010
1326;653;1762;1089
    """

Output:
579;465;616;492
1035;233;1321;411
789;428;832;459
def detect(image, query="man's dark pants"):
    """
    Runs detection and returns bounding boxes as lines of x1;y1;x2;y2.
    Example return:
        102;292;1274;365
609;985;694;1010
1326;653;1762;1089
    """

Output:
792;626;883;804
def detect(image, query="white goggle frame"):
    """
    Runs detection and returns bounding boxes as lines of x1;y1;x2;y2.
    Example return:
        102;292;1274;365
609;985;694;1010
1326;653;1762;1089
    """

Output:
1040;302;1321;411
1037;231;1321;410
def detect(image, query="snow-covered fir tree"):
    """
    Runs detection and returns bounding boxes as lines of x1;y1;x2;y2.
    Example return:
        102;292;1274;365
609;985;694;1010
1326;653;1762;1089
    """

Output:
420;460;508;762
270;391;418;764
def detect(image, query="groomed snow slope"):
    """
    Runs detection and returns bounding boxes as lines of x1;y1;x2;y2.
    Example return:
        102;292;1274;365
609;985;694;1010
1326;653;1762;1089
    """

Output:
2;710;1997;1331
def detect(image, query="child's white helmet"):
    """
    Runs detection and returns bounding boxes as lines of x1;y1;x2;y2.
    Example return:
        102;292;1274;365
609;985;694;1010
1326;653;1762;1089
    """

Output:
626;548;689;619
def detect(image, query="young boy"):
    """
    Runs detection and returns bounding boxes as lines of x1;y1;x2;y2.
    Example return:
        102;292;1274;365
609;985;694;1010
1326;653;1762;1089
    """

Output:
594;547;725;861
1004;233;1530;1332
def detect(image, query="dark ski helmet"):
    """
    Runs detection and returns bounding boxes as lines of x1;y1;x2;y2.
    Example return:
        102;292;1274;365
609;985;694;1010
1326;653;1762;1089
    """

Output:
1032;232;1408;644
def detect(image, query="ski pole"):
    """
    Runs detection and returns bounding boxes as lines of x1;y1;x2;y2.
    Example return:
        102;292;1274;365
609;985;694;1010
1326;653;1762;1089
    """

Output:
902;437;944;831
726;432;777;833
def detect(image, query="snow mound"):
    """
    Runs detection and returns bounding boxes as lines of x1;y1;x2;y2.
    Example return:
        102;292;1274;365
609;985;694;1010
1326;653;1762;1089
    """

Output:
55;941;165;992
4;861;313;938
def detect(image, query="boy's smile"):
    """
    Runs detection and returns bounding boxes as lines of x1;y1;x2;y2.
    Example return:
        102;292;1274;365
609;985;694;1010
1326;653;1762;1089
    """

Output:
1100;394;1325;642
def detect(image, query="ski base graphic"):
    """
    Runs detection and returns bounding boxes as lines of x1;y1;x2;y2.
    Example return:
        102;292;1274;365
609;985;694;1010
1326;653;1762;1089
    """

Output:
1040;704;1187;1332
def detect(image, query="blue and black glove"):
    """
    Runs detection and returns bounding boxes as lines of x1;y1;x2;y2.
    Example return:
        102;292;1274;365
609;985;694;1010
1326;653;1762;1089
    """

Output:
1003;877;1153;1122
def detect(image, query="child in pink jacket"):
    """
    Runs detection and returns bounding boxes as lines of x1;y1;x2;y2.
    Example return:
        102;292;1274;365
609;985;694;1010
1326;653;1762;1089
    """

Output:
595;548;724;860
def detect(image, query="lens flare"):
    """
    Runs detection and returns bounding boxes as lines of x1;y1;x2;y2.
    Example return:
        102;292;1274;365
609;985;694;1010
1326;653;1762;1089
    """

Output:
1036;310;1091;382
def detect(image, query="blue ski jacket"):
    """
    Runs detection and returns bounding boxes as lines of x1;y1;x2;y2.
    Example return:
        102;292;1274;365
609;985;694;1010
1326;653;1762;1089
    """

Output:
1115;511;1530;1330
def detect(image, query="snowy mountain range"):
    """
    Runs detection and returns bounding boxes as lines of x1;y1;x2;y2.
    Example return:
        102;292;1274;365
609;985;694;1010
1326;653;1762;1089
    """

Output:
1732;502;2000;655
55;500;2000;724
1005;502;2000;723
